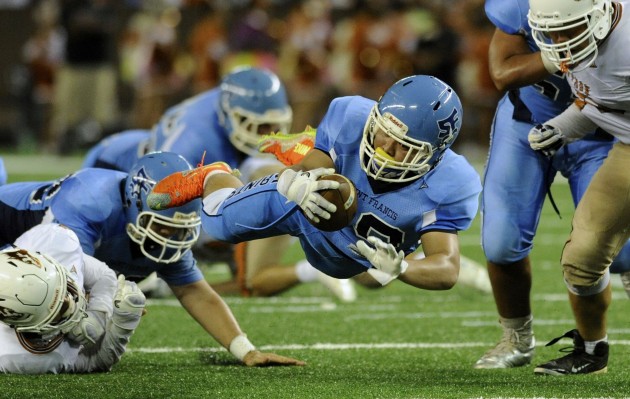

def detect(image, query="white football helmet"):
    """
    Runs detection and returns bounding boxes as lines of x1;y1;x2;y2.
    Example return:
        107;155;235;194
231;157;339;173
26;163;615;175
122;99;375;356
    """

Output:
528;0;612;71
0;248;87;353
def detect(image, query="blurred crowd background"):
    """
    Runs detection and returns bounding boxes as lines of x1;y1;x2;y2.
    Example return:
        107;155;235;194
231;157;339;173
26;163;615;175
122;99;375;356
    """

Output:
0;0;499;158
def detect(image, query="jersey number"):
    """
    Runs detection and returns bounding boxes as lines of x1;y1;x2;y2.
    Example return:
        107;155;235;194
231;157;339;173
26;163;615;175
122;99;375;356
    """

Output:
353;212;405;248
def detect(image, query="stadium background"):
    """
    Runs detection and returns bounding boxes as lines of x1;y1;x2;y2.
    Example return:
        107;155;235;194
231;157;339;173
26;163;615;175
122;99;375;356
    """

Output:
3;2;630;399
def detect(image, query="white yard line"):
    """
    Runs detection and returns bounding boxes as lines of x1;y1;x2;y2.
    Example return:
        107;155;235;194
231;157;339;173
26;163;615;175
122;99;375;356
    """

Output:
128;340;630;354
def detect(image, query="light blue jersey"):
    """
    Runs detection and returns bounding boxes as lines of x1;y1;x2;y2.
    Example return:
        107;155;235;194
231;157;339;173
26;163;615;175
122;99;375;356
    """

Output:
0;169;203;286
149;89;243;169
202;97;481;278
482;0;630;272
82;129;150;171
485;0;573;123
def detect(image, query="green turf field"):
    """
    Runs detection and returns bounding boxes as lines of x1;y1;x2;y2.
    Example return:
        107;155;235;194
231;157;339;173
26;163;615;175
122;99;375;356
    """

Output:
2;155;630;399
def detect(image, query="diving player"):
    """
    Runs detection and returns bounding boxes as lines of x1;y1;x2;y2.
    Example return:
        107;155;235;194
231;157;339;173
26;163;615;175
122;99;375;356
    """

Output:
148;75;482;291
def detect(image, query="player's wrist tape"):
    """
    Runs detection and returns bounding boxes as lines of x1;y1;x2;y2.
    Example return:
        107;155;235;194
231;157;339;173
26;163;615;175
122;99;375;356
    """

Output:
229;334;256;361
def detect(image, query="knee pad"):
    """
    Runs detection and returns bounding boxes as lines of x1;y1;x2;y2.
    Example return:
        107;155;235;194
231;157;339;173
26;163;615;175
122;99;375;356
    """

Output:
564;268;610;296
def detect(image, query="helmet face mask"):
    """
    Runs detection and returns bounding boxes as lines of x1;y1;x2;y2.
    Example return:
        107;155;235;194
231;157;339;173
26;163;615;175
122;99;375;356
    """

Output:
0;249;87;344
360;75;462;183
125;152;202;263
528;0;611;71
219;67;293;156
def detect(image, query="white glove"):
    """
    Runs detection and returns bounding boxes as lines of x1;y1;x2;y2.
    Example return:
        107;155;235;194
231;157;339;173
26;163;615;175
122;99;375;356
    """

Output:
528;124;565;158
67;310;107;347
277;167;340;223
354;236;409;286
112;275;146;330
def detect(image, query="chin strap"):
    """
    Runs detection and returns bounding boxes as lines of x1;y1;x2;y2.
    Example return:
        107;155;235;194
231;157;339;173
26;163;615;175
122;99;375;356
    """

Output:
16;331;64;354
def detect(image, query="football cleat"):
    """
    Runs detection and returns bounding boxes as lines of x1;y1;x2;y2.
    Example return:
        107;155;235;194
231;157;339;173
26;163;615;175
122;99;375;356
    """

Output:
258;126;316;166
147;161;236;210
534;329;608;375
474;319;535;369
317;271;357;303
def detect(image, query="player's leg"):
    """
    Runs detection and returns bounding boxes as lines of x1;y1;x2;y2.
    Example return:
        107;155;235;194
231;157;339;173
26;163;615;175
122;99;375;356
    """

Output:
563;137;630;298
475;98;548;368
534;143;630;375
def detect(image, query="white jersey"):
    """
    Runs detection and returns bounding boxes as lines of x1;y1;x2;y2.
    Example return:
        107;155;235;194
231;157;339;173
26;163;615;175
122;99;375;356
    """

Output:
567;1;630;143
0;224;119;374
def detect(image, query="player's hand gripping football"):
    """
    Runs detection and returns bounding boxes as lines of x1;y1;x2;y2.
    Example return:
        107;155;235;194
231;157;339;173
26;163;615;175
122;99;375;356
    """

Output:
528;124;565;158
355;236;409;286
277;167;339;223
242;350;306;367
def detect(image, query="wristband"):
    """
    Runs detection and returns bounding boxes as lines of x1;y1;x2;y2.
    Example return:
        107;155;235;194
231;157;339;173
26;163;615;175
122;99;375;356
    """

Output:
229;334;256;361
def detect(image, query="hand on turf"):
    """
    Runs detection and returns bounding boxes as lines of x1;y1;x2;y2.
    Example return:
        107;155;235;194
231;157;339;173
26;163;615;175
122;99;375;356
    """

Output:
242;350;306;367
355;236;408;286
277;167;339;223
528;124;565;158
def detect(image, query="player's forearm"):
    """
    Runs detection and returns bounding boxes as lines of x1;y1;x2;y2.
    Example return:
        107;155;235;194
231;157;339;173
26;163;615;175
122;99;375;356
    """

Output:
489;52;552;91
172;281;244;350
71;322;138;373
398;255;459;290
545;103;598;141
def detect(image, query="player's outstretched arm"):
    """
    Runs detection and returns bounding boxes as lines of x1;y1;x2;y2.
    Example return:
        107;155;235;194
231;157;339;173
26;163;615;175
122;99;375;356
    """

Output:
171;280;306;367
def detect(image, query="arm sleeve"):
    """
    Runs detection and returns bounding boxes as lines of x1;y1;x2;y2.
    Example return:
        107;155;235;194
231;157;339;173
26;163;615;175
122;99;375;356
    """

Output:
66;318;141;373
546;103;599;141
82;254;117;316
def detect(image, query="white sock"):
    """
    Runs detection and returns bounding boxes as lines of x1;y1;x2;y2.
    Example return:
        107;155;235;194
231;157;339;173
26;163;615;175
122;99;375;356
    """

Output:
295;259;318;283
585;336;607;355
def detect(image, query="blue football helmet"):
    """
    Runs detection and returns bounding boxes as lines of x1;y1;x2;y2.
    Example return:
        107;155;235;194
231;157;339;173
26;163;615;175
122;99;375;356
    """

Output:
219;66;293;156
360;75;463;183
124;152;201;263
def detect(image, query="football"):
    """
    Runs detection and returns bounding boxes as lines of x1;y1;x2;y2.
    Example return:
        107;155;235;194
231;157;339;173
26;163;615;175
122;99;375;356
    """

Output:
305;174;358;232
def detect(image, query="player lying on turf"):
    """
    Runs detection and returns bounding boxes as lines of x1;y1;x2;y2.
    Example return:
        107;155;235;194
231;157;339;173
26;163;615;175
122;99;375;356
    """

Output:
0;224;145;374
147;75;482;290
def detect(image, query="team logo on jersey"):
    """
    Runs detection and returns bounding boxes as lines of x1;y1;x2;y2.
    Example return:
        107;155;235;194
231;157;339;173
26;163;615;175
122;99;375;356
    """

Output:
436;108;460;150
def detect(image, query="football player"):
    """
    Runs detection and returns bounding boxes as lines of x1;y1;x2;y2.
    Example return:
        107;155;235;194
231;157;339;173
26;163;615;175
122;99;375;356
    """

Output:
0;223;145;374
83;66;357;302
0;151;304;367
82;129;151;172
474;0;630;370
526;0;630;375
148;75;482;292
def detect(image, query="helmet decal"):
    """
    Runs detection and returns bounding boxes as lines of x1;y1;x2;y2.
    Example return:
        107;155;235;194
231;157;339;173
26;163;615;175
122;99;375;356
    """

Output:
437;108;460;150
